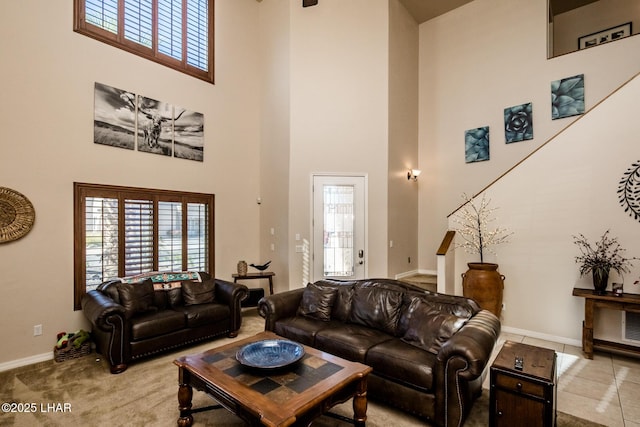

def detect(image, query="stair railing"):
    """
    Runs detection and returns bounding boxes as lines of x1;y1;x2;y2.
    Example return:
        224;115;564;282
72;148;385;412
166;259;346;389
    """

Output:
436;230;456;294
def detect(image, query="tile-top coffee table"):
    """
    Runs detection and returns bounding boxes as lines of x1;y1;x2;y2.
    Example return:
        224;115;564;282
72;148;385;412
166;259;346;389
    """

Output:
174;331;373;427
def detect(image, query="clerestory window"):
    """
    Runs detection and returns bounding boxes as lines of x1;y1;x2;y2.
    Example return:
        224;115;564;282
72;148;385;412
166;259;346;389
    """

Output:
73;0;214;84
73;182;214;309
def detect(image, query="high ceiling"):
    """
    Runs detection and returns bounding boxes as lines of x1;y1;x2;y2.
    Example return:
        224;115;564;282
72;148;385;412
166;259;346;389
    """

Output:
398;0;475;24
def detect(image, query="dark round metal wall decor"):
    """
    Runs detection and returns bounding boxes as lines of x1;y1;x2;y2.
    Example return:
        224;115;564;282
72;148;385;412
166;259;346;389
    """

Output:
0;187;35;243
618;161;640;222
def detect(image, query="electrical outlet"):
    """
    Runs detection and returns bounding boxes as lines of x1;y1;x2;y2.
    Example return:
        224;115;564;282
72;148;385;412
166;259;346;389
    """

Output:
33;324;42;336
502;302;506;312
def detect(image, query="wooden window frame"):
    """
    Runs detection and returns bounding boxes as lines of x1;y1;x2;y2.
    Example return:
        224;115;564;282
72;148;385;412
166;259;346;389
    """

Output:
73;182;215;310
73;0;215;84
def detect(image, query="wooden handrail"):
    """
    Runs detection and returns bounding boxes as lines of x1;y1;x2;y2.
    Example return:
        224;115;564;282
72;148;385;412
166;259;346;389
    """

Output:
436;230;456;256
447;70;640;218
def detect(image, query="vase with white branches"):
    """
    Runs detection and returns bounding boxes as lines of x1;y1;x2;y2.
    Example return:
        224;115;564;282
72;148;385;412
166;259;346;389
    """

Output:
452;193;513;263
452;193;512;317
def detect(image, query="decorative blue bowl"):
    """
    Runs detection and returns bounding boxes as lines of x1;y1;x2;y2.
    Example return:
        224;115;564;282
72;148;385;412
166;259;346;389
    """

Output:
236;339;304;369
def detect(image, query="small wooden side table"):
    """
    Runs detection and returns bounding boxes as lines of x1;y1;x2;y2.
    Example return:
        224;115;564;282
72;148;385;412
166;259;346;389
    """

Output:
232;271;274;295
490;341;557;427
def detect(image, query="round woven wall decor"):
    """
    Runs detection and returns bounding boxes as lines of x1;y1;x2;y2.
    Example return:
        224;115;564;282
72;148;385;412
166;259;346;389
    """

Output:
0;187;35;243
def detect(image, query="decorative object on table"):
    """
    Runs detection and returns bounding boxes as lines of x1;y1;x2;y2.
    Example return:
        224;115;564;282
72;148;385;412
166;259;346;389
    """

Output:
578;22;632;50
504;102;533;143
573;230;636;295
250;260;271;271
612;282;624;296
617;160;640;223
465;126;490;163
236;339;304;369
237;260;248;276
0;187;36;244
551;74;584;120
452;193;512;317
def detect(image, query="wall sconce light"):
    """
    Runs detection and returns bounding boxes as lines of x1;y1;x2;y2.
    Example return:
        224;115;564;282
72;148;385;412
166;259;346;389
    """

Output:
407;169;421;182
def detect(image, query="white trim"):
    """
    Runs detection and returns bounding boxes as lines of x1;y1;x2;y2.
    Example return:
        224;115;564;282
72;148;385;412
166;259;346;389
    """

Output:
501;325;582;348
0;351;53;372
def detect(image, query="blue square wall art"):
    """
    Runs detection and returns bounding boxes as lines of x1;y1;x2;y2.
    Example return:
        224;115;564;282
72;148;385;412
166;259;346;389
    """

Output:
551;74;585;120
465;126;490;163
504;102;533;143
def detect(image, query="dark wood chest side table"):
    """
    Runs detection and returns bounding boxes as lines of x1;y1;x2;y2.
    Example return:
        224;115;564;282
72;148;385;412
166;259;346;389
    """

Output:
490;341;557;427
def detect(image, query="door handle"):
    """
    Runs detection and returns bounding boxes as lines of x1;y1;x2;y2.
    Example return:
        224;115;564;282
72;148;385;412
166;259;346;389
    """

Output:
358;249;364;265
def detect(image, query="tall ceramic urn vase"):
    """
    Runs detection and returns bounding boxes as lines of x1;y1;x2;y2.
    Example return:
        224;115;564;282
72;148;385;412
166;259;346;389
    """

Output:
462;262;505;317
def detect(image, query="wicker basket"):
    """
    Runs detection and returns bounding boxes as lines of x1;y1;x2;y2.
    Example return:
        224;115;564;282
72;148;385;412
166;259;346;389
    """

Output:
54;342;91;362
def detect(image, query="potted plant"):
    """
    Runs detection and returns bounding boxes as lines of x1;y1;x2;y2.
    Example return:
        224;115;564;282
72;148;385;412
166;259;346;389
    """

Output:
452;193;512;317
573;230;636;295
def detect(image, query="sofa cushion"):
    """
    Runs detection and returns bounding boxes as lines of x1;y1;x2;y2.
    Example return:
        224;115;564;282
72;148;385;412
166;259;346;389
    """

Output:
130;309;186;341
116;279;157;318
298;282;338;321
274;317;339;346
314;323;393;362
181;279;216;305
366;339;436;391
167;288;184;307
180;303;230;328
348;284;404;335
399;297;468;354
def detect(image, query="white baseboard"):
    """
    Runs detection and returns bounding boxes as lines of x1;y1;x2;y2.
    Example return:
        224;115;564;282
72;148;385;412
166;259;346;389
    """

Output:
0;352;53;372
502;325;582;348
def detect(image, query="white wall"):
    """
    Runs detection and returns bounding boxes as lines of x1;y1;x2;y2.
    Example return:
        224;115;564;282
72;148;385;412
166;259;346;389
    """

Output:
420;0;640;343
287;0;390;286
388;0;420;277
0;0;263;366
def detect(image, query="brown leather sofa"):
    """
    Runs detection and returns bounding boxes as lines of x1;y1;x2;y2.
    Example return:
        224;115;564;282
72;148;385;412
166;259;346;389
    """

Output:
258;278;500;427
82;271;247;374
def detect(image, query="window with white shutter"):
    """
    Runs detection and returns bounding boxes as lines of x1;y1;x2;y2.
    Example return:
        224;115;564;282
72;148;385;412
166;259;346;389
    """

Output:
74;183;214;309
74;0;214;84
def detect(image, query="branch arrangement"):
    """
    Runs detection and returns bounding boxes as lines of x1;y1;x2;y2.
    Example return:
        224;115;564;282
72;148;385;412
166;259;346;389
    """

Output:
573;230;636;277
452;193;512;263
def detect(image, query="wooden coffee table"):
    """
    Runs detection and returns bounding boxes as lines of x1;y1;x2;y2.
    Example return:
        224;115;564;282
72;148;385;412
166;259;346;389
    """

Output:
174;331;373;427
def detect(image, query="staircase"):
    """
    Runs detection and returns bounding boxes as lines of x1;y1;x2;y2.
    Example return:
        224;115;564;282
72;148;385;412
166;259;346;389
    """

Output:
400;273;437;292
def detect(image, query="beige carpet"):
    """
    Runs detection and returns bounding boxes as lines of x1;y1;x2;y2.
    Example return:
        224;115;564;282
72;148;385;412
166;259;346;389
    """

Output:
0;309;603;426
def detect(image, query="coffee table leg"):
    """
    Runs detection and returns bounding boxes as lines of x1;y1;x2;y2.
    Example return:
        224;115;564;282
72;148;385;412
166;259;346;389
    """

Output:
353;376;368;427
177;383;193;427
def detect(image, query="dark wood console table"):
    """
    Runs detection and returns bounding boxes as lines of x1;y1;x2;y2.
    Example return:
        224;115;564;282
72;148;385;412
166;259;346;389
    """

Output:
232;271;274;295
572;287;640;359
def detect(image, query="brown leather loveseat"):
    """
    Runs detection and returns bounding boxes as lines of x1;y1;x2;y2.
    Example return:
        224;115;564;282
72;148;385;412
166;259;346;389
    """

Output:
258;278;500;427
82;271;247;374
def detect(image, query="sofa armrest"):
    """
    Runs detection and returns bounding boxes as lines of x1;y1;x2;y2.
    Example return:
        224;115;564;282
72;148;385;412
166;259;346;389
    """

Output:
257;288;305;331
81;290;126;332
214;278;248;333
434;310;501;427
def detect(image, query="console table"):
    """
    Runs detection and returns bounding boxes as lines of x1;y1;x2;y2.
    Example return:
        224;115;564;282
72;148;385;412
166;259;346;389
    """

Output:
232;272;274;295
572;287;640;359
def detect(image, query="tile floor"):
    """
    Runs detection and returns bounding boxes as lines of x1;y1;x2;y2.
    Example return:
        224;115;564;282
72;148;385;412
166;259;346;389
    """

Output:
487;332;640;426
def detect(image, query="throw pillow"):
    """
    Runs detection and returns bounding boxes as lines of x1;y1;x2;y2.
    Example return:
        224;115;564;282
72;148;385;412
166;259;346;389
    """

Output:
181;279;216;305
348;285;404;335
297;282;339;321
400;297;468;354
116;279;156;318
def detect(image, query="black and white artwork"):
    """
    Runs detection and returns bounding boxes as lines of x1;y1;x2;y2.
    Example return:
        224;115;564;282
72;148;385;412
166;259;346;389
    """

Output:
93;82;204;161
174;108;204;162
135;95;175;157
93;83;136;150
